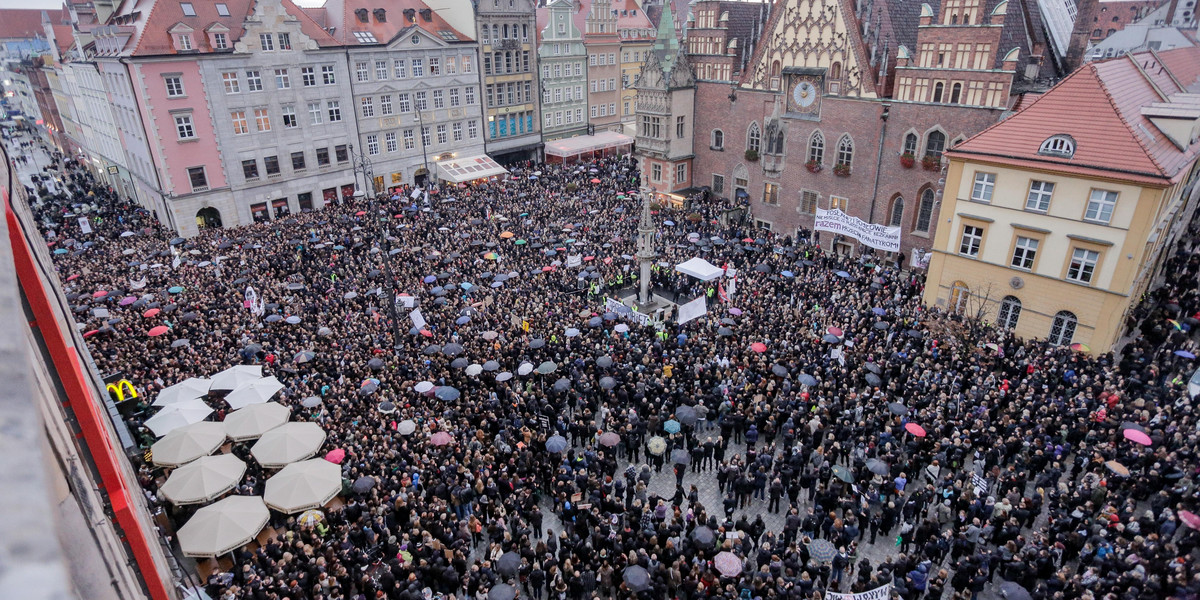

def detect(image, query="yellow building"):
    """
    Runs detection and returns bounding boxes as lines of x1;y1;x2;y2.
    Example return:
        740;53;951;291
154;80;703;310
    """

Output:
923;48;1200;352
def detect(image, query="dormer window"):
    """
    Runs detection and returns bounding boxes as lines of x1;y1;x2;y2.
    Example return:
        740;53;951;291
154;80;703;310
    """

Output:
374;8;387;22
403;8;416;22
419;9;432;21
177;34;192;50
355;8;369;23
1038;134;1075;158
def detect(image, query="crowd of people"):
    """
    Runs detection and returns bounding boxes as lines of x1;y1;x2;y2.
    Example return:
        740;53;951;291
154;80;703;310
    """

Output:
14;137;1200;600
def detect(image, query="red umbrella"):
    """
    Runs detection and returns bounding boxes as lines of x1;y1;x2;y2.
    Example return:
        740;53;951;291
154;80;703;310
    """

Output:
419;329;433;337
590;178;601;184
542;266;555;272
827;326;843;337
742;238;754;243
67;274;80;281
143;308;161;318
750;342;767;353
83;329;99;338
905;422;927;437
325;448;346;464
355;211;367;216
713;551;743;577
1124;429;1152;446
1180;510;1200;529
93;290;107;298
147;325;169;337
584;256;594;261
430;431;453;446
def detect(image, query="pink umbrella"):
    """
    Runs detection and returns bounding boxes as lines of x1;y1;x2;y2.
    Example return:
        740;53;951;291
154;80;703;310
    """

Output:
119;296;137;306
729;308;743;316
93;290;108;298
1180;510;1200;529
827;326;843;337
590;178;601;184
750;342;767;353
1124;429;1152;446
143;308;161;318
324;448;346;464
67;274;79;281
147;325;169;337
430;431;453;446
713;551;743;577
83;330;99;338
419;329;433;337
905;422;927;437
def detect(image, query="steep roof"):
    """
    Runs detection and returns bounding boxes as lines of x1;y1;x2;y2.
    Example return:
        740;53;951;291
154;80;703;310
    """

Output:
951;47;1200;185
616;0;654;37
0;9;49;41
125;0;339;56
322;0;473;46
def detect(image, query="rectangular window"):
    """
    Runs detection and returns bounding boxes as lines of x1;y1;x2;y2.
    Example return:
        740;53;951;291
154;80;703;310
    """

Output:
245;70;263;92
959;225;983;257
398;93;412;113
376;60;388;80
1068;248;1100;283
308;102;322;124
187;166;207;191
301;67;315;86
222;72;240;93
361;97;374;117
274;68;290;89
327;100;341;122
1011;236;1038;270
316;147;330;166
971;172;995;202
242;159;259;180
380;95;393;115
421;126;431;146
429;57;441;75
165;76;184;97
213;33;227;49
449;88;460;107
453;122;463;141
215;3;229;15
259;33;274;51
763;182;779;204
446;57;457;74
462;55;472;73
1026;180;1054;212
281;105;297;128
231;110;248;134
291;151;306;171
394;59;407;79
174;114;195;139
177;34;192;50
712;174;725;194
385;132;397;152
676;115;685;138
591;105;598;118
321;65;336;85
264;155;280;176
436;124;447;144
335;145;348;163
651;163;662;182
254;108;271;132
465;87;476;105
415;91;427;111
180;2;196;16
675;163;688;183
432;90;444;109
1085;189;1117;224
367;134;379;155
355;61;369;82
468;120;478;139
403;129;415;150
278;33;291;50
411;58;424;77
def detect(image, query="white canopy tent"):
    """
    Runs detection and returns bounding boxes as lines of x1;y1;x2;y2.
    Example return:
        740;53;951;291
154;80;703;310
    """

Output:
544;131;634;159
675;257;724;282
436;155;509;183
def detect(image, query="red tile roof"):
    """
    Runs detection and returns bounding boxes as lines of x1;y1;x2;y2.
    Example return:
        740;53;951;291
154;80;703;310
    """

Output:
950;46;1200;185
326;0;473;46
0;9;49;41
50;23;74;55
125;0;339;56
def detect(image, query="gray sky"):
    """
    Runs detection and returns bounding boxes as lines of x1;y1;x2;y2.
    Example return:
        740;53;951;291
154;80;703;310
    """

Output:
0;0;62;9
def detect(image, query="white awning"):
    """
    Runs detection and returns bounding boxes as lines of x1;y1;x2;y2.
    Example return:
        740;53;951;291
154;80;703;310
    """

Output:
676;257;724;281
436;155;508;183
544;131;634;157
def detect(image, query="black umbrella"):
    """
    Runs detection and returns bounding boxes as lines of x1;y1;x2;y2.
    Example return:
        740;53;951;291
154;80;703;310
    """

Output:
771;364;788;377
874;321;889;330
998;582;1032;600
600;376;617;390
529;338;546;349
451;357;469;369
443;343;464;356
423;344;441;355
906;329;923;339
488;584;516;600
497;552;521;576
888;402;908;415
866;458;890;476
865;373;882;387
675;405;697;426
671;448;690;464
368;358;385;370
553;377;570;391
690;526;715;546
717;327;733;336
352;476;375;494
623;566;651;592
596;355;613;368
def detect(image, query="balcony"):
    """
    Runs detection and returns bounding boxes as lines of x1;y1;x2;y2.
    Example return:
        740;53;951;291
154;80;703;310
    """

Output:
636;136;668;155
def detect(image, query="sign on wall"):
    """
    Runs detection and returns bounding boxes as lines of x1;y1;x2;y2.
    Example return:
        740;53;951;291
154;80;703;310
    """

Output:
813;208;901;253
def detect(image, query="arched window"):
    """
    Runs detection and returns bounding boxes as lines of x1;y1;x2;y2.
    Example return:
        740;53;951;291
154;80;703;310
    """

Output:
746;122;760;153
997;296;1022;330
502;24;509;38
1038;135;1075;158
766;121;785;154
925;130;946;160
492;24;499;40
950;281;970;314
836;135;853;167
830;61;842;79
903;132;918;155
932;82;945;103
950;82;962;103
915;188;935;232
711;129;724;149
1049;311;1078;346
890;196;904;226
808;131;825;165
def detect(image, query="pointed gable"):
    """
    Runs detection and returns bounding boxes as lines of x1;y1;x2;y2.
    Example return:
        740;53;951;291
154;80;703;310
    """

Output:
743;0;876;96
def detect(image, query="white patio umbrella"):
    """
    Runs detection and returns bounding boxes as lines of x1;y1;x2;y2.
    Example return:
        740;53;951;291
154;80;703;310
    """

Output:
159;454;246;505
144;398;214;437
151;421;227;467
224;376;284;410
177;495;270;558
153;377;213;407
263;458;342;513
250;422;326;468
224;401;291;442
209;365;263;391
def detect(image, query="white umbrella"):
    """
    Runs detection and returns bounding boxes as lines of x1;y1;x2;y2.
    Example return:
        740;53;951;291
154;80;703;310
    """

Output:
263;458;342;513
251;422;327;468
153;377;213;407
159;454;246;505
414;381;434;393
224;376;284;410
151;421;227;467
224;401;291;442
177;495;270;558
210;365;263;391
144;398;214;437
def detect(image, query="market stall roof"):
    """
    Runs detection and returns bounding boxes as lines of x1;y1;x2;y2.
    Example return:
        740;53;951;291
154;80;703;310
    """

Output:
436;155;508;183
544;131;634;158
676;257;724;281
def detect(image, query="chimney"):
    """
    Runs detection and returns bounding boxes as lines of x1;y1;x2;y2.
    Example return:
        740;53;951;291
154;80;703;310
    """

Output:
919;3;934;26
1165;0;1180;24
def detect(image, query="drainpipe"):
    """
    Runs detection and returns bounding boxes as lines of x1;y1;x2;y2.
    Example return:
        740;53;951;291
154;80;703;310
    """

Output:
867;101;889;224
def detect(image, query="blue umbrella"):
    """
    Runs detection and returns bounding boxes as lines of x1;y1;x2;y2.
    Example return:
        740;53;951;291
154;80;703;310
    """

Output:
455;316;471;325
461;282;475;291
603;312;617;321
168;286;184;294
808;539;837;562
798;374;818;386
664;419;681;434
781;270;794;278
435;386;461;401
588;316;603;327
54;248;68;255
546;435;568;453
872;307;886;316
1176;350;1196;359
423;275;437;283
835;271;851;279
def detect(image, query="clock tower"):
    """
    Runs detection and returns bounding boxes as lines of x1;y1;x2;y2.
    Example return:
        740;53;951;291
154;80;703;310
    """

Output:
784;67;825;119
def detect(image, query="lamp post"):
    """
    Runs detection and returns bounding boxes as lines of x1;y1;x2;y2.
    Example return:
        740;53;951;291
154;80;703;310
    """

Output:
414;108;430;188
349;143;405;351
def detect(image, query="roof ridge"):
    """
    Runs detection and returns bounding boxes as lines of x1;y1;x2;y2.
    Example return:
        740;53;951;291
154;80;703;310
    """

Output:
951;66;1079;151
130;0;163;56
1103;56;1167;176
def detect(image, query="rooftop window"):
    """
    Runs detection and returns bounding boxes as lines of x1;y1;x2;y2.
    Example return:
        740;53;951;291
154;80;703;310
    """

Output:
180;2;195;16
1038;134;1075;158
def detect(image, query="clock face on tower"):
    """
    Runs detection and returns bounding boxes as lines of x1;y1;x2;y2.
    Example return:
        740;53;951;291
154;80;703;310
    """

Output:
785;73;823;117
793;81;817;107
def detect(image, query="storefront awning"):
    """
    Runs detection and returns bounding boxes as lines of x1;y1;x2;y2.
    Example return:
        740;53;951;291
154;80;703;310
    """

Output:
544;131;634;158
436;155;509;183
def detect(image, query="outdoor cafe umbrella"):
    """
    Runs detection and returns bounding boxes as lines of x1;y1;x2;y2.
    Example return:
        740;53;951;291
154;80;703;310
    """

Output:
210;365;263;391
497;552;522;576
251;422;327;468
546;435;569;453
598;432;620;447
647;436;667;455
224;376;284;410
224;401;291;442
714;552;743;577
145;398;214;437
151;421;227;467
154;377;213;407
622;566;651;592
160;454;246;506
177;495;270;558
488;584;517;600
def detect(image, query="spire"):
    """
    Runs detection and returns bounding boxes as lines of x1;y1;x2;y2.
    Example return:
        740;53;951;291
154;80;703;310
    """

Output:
653;0;678;71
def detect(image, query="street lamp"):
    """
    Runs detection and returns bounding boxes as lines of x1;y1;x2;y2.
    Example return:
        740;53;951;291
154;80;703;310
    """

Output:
414;109;430;188
349;143;405;351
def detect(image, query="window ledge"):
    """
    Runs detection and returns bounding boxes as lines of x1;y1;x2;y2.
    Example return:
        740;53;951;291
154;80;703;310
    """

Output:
178;138;199;144
710;146;724;151
1067;234;1114;247
910;230;930;239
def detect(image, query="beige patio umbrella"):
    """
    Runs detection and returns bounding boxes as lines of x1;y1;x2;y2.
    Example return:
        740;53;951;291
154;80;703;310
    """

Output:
224;401;291;442
263;458;342;513
209;365;263;391
153;377;213;407
177;495;269;557
144;398;213;438
159;454;246;505
151;421;227;467
224;376;284;410
250;422;326;468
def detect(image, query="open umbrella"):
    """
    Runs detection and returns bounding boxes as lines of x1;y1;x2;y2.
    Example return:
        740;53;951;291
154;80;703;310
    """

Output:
546;435;568;453
251;422;327;468
529;338;546;349
888;402;909;415
675;405;697;426
690;526;715;546
866;458;890;476
1179;510;1200;529
324;448;345;464
798;374;818;386
750;342;767;353
831;465;854;483
808;539;837;563
1176;350;1197;359
622;566;651;592
497;552;522;576
263;458;341;513
436;386;461;401
154;377;213;407
998;582;1033;600
451;358;470;369
904;422;927;437
598;431;620;447
647;436;667;455
1124;429;1152;446
210;365;263;391
865;373;883;387
1105;460;1130;477
714;552;743;577
224;401;291;442
151;421;227;467
443;343;465;356
537;361;558;374
483;360;500;372
664;419;681;434
597;355;613;368
352;475;376;494
297;509;325;527
488;584;516;600
144;398;214;437
224;376;284;410
614;324;629;333
177;495;270;557
430;431;453;446
671;448;690;464
414;381;435;393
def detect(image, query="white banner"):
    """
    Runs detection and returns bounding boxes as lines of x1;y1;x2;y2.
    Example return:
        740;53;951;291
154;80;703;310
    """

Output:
603;297;651;326
78;217;92;234
399;295;417;308
814;208;901;253
410;308;426;329
567;254;583;268
677;295;707;324
827;583;892;600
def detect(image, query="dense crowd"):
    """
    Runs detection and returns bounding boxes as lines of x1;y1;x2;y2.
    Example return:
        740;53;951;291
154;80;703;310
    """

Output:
15;136;1200;600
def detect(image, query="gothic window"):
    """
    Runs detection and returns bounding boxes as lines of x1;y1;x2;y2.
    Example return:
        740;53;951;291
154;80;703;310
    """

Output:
747;122;761;153
889;196;904;226
932;82;945;102
997;296;1022;330
711;129;724;149
903;133;918;155
807;131;824;165
836;135;853;167
950;82;962;103
765;121;784;154
915;188;935;232
925;130;946;160
830;62;842;79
